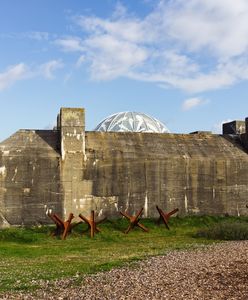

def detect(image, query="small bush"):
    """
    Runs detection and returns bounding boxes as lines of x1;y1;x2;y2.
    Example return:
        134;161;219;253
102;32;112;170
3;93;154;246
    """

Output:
196;221;248;240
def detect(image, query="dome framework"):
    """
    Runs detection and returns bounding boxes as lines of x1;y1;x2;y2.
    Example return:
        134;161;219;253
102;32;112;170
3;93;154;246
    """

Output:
94;112;170;133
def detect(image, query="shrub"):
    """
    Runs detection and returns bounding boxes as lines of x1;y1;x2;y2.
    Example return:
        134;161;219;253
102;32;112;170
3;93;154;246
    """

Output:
196;221;248;240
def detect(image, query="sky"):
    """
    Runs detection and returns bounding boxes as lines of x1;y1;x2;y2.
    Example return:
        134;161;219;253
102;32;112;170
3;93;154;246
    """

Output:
1;0;248;141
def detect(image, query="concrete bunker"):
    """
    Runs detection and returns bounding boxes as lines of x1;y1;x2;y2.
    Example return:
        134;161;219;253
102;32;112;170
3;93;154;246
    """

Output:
0;107;248;227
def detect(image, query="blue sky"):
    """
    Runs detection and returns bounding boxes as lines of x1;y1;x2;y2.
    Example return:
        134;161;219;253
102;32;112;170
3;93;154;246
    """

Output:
1;0;248;141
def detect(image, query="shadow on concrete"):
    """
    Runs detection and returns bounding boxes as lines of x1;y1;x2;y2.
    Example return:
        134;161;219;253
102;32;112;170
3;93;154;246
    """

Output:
35;130;60;153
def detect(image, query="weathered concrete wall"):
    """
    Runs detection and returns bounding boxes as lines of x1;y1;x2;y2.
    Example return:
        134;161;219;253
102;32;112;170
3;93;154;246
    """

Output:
80;132;248;217
223;120;246;135
0;130;61;226
59;108;86;219
1;108;248;227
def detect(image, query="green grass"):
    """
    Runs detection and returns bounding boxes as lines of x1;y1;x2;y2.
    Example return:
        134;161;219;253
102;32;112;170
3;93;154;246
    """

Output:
0;216;247;292
196;220;248;240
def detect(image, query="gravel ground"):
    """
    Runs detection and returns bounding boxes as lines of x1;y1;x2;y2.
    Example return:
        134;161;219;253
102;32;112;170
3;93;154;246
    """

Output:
1;241;248;300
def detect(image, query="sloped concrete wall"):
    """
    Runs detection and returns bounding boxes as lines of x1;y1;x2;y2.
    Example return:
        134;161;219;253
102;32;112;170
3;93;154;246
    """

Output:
0;130;62;226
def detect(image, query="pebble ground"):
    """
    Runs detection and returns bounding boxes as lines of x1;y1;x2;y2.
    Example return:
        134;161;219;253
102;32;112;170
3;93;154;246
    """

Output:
1;241;248;300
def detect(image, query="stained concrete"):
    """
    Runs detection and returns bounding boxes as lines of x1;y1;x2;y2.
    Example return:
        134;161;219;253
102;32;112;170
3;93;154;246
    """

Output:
0;130;61;226
0;108;248;227
83;132;248;218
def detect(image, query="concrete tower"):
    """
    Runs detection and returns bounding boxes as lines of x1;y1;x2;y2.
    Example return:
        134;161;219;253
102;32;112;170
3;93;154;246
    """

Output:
58;108;86;218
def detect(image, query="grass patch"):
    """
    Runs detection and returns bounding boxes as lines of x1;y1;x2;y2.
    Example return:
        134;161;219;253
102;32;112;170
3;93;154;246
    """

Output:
196;220;248;240
0;216;246;292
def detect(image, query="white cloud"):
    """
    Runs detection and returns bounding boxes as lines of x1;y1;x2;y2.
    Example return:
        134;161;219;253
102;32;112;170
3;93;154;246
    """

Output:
0;60;64;92
77;15;149;44
55;37;85;52
76;55;86;68
55;0;248;93
112;2;127;19
0;63;30;91
39;60;64;79
182;98;207;111
163;0;248;58
84;34;148;80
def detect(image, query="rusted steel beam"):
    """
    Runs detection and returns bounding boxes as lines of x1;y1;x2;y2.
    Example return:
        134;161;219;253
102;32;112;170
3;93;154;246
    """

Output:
48;213;64;236
48;212;78;239
120;207;149;234
62;213;74;240
156;206;179;230
78;210;106;238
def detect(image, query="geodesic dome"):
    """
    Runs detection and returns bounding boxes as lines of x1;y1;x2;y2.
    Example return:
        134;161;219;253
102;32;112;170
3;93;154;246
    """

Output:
94;112;169;133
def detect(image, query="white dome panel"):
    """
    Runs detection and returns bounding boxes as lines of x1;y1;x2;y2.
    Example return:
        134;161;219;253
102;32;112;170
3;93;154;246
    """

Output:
94;112;170;133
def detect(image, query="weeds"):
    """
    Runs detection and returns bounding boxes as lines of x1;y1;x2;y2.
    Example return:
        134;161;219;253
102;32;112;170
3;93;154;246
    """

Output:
196;221;248;240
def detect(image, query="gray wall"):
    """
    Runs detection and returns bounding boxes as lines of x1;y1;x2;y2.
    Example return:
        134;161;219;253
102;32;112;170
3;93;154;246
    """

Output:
1;108;248;227
0;130;62;226
81;132;248;218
